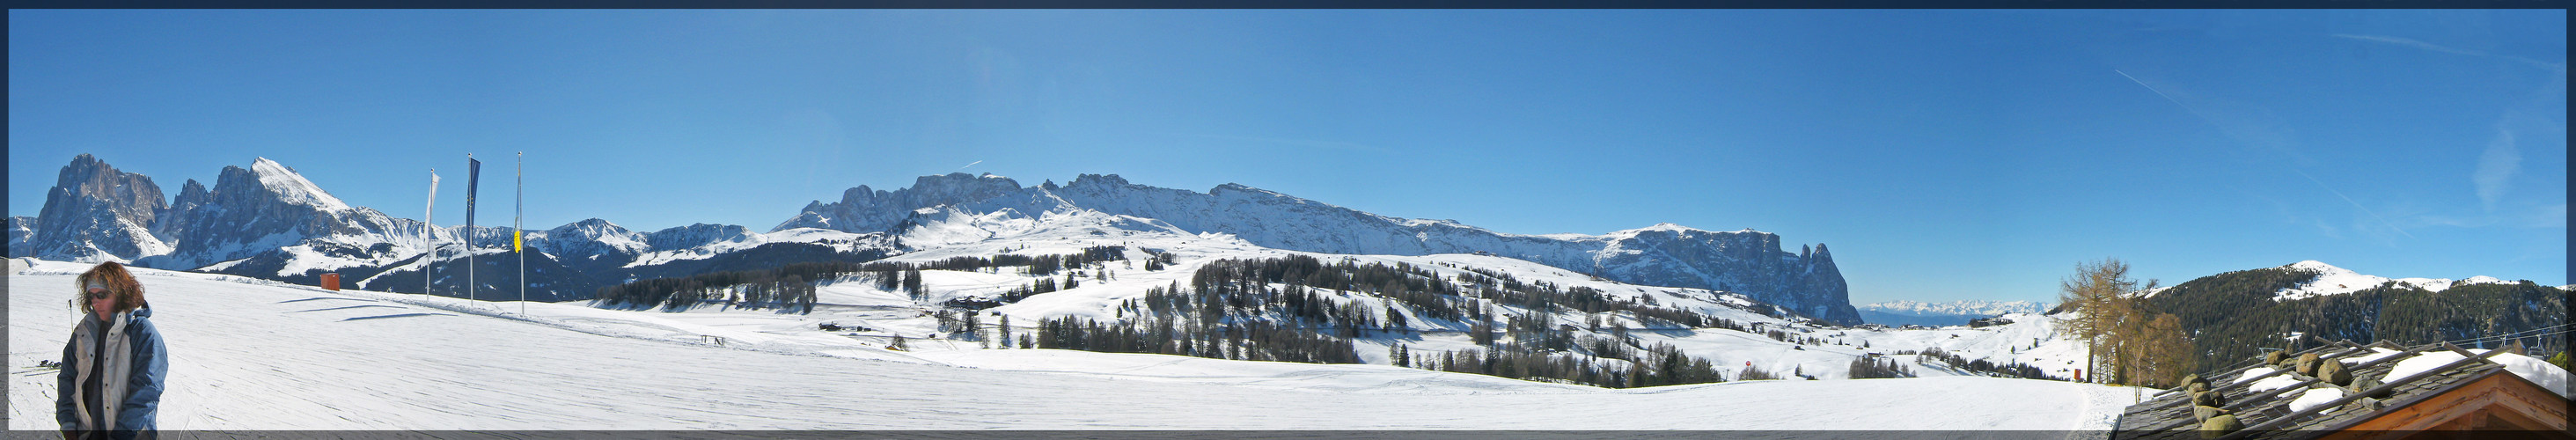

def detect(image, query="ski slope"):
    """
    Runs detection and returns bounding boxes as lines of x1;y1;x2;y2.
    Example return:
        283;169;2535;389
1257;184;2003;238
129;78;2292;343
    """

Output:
9;259;2142;430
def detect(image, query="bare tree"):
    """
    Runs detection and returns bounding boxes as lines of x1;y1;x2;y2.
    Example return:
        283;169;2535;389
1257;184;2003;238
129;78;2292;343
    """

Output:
2057;259;2139;384
2138;312;2197;387
2058;259;2197;386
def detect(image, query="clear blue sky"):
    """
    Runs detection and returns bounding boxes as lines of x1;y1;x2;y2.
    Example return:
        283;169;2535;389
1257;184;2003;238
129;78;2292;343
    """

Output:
11;10;2565;304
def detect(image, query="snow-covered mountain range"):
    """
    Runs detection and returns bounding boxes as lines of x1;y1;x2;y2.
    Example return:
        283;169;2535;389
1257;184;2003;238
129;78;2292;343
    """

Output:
1857;299;2051;327
1860;299;2052;318
11;156;1860;325
782;172;1861;324
8;155;891;300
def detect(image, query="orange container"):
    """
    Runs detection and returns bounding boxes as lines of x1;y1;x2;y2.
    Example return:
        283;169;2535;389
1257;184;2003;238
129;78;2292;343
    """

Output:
320;273;341;291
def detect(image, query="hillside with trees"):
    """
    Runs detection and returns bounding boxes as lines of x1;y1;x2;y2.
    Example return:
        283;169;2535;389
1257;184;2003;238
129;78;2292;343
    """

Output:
2139;266;2568;377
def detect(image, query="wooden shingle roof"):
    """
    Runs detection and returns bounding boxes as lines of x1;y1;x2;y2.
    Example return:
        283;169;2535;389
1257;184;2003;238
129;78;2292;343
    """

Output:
2111;338;2565;439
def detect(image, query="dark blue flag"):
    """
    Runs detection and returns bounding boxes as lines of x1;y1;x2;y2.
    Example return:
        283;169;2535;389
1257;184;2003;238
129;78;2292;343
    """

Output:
466;158;481;230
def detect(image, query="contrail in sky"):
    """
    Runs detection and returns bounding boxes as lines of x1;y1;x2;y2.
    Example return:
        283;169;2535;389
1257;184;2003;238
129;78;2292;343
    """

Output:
2293;169;2415;239
958;160;981;170
2119;70;2414;240
2117;70;2194;114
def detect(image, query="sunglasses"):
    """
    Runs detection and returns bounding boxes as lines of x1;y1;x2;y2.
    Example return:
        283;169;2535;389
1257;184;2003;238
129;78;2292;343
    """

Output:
84;282;110;300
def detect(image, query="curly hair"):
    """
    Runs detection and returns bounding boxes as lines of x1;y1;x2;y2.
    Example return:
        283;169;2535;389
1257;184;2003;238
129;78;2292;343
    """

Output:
77;261;147;314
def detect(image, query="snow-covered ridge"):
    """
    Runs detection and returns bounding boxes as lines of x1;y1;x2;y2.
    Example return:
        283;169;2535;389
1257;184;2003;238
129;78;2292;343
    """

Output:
249;157;351;212
2273;260;2521;302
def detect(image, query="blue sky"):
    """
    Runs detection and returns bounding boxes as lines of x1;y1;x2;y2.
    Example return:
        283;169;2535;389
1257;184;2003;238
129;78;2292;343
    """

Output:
11;10;2565;304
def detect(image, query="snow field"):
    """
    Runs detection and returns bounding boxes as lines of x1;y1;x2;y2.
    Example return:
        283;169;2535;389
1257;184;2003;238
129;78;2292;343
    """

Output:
10;259;2139;430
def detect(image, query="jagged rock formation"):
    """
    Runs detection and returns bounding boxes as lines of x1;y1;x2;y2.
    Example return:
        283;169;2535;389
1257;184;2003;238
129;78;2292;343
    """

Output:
27;154;172;262
138;158;431;272
773;172;1026;232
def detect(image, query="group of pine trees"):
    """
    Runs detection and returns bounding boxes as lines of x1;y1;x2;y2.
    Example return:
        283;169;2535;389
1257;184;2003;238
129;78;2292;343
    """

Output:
1010;255;1737;388
594;246;1134;312
592;260;867;312
1846;355;1916;379
913;246;1130;275
1032;315;1363;363
2142;266;2567;377
595;249;2129;389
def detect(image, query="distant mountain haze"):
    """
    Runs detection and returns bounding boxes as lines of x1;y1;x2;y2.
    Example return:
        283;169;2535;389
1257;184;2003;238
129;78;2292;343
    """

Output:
1857;300;2052;327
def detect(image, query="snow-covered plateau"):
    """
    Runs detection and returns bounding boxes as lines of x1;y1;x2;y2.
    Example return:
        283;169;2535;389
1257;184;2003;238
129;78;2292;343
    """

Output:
10;255;2144;430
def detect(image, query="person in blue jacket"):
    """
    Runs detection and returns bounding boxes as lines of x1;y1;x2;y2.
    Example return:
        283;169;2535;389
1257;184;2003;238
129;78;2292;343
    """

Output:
57;261;166;440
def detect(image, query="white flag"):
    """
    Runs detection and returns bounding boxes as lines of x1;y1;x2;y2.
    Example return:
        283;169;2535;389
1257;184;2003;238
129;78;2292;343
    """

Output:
428;172;440;211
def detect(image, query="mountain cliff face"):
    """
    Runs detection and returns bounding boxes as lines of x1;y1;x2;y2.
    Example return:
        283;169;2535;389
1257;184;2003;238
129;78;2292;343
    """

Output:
773;173;1027;232
138;158;432;273
27;154;172;262
782;172;1865;325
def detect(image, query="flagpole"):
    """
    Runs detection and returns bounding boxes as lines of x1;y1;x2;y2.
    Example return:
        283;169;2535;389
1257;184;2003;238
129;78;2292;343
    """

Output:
467;153;475;306
426;168;438;300
517;151;525;315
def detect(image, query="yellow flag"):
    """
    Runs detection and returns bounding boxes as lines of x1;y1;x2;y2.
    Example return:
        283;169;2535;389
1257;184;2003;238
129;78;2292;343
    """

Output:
513;230;523;253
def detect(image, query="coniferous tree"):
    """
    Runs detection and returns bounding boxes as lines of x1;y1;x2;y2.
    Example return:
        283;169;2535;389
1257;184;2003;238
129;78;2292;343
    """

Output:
999;314;1013;348
903;268;925;300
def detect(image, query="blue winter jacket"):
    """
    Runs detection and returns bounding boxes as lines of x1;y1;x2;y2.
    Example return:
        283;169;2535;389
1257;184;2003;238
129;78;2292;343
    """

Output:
57;307;166;439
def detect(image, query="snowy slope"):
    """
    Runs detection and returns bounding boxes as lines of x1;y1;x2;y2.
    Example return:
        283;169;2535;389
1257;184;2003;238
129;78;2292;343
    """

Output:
767;213;2096;383
2274;260;2522;301
10;258;2142;430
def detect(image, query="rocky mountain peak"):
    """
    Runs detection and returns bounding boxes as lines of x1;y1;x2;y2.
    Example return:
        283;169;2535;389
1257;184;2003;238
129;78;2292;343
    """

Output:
547;218;639;239
912;172;1022;199
772;172;1032;233
140;157;407;269
839;185;878;206
241;157;352;211
30;154;170;261
169;180;211;209
1067;173;1133;188
49;153;167;225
